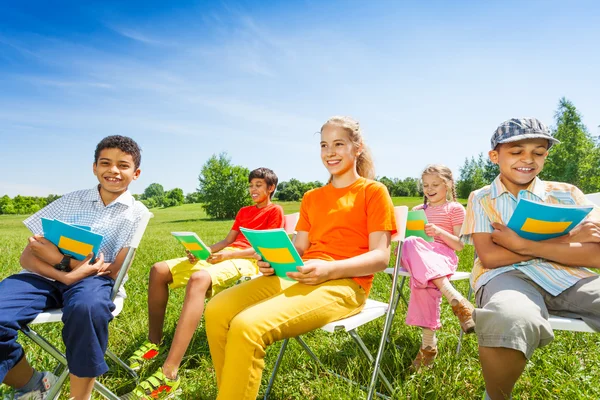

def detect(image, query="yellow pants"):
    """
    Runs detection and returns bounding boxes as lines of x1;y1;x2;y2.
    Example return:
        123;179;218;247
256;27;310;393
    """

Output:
205;275;367;400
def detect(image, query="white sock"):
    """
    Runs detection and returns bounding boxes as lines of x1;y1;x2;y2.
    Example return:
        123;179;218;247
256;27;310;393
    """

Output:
439;278;463;305
421;328;437;349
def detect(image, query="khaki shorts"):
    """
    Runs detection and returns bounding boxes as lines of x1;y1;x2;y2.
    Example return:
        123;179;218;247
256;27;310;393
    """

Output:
165;247;258;297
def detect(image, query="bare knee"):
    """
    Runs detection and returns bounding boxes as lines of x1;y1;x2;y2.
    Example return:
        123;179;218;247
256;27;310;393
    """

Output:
188;270;212;293
150;262;172;284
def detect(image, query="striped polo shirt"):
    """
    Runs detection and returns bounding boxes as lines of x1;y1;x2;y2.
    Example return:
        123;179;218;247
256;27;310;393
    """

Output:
460;176;600;296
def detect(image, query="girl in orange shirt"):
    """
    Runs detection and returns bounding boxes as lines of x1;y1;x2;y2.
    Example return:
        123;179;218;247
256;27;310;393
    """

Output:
204;116;396;400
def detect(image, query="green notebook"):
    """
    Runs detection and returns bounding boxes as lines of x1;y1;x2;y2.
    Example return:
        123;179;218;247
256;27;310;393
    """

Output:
240;227;303;281
406;210;434;242
171;232;211;260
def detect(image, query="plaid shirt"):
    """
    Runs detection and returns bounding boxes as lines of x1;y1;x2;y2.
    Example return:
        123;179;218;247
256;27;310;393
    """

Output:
24;186;148;264
460;176;600;296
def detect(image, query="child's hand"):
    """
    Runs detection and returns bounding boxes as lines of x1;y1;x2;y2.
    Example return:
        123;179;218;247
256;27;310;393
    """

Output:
287;259;331;285
565;221;600;243
64;253;108;285
185;249;198;264
491;223;528;253
207;251;232;264
27;235;62;265
424;223;443;238
255;253;275;276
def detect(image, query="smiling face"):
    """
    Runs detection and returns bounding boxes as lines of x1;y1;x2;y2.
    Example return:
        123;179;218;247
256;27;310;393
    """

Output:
93;148;140;205
422;173;449;206
248;178;274;207
489;138;549;196
320;123;361;185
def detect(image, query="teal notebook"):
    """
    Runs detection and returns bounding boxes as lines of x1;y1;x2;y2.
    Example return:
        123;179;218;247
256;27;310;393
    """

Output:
171;232;211;260
240;227;303;281
406;210;434;242
507;198;593;241
40;218;103;260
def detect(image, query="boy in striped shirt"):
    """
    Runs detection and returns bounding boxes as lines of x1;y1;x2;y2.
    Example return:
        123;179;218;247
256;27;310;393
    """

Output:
460;117;600;400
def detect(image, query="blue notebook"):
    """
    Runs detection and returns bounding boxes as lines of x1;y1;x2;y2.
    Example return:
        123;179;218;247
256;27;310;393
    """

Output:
507;198;593;241
240;227;303;281
40;218;103;260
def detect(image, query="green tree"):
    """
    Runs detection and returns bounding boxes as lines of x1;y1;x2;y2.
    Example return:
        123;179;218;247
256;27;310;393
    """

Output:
142;183;165;200
165;188;184;207
198;153;251;219
185;192;202;204
540;98;600;192
456;154;487;199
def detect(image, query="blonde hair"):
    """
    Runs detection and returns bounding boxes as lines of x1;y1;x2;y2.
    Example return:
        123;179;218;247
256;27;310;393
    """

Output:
421;164;457;206
320;116;375;181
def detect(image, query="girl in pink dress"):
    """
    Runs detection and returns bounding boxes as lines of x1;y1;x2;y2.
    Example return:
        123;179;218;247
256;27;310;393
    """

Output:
401;164;474;370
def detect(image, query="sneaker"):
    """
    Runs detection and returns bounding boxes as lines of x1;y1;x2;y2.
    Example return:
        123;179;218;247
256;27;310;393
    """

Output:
121;368;181;400
5;372;57;400
128;341;161;371
411;346;438;371
451;298;476;334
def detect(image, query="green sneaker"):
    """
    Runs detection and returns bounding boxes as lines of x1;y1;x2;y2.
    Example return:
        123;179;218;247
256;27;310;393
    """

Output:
122;368;181;400
128;341;161;371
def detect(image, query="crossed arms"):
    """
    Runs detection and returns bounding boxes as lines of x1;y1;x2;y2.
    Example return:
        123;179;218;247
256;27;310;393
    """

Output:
473;220;600;269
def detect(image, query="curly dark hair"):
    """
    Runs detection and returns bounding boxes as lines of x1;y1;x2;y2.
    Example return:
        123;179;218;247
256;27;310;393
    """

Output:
94;135;142;169
248;167;278;199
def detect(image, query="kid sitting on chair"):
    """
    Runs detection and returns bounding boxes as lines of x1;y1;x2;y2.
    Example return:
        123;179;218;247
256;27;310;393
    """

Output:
400;164;474;370
125;167;283;399
460;117;600;400
0;135;148;400
203;116;396;400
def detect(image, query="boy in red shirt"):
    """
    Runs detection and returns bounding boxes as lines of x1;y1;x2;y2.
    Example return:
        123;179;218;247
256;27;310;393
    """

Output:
125;167;283;399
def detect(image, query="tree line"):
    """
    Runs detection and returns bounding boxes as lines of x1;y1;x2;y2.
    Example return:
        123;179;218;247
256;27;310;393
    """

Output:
2;98;597;218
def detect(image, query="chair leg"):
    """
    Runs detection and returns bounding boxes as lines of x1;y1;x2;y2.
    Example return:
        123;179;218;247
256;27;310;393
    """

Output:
105;349;139;381
46;368;69;400
456;286;474;355
294;335;391;400
349;330;393;396
264;339;290;400
93;379;121;400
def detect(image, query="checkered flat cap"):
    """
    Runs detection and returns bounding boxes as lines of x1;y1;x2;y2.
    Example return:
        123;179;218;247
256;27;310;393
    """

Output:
491;117;560;149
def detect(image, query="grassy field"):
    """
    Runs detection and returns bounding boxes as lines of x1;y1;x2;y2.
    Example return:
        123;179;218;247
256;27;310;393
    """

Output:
0;198;598;399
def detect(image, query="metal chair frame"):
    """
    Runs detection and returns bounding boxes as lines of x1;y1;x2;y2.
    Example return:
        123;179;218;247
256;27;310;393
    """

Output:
20;210;153;400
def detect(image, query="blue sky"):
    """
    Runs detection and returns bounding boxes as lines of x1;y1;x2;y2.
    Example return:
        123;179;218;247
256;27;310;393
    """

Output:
1;0;599;197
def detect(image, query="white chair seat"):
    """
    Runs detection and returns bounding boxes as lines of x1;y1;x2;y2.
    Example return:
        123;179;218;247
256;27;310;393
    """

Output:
29;294;125;325
384;267;470;281
320;299;388;333
549;315;595;333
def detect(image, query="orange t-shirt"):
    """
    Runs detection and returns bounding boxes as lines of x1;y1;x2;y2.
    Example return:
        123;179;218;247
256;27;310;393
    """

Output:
230;203;284;248
296;177;396;294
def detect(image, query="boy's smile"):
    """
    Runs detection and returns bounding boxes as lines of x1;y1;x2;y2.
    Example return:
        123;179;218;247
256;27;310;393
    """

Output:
248;178;273;208
93;148;140;205
489;138;548;196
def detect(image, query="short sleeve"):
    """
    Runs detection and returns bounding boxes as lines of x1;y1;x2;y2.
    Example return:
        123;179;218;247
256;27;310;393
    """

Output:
460;191;493;245
450;202;466;227
366;183;396;234
23;196;67;235
230;208;244;232
267;205;284;229
296;192;312;233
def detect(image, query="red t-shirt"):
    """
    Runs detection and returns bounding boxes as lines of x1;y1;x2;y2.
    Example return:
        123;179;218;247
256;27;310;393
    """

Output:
230;203;284;248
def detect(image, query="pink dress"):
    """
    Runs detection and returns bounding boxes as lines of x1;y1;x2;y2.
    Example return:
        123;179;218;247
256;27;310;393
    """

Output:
400;201;466;330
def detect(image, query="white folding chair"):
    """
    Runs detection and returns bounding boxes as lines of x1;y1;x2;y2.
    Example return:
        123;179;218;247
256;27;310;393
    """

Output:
547;192;600;333
265;207;409;400
20;210;153;400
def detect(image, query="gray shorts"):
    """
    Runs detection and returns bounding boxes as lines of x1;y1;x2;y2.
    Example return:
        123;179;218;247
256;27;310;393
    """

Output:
474;270;600;359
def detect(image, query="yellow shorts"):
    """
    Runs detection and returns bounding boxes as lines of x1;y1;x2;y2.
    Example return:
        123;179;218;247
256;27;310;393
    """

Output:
165;247;258;297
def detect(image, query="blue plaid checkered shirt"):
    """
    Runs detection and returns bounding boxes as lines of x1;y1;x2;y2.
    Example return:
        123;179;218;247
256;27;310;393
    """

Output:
23;186;148;264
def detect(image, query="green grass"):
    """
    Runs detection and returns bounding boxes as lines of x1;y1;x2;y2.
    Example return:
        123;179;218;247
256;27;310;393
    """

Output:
1;198;598;399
